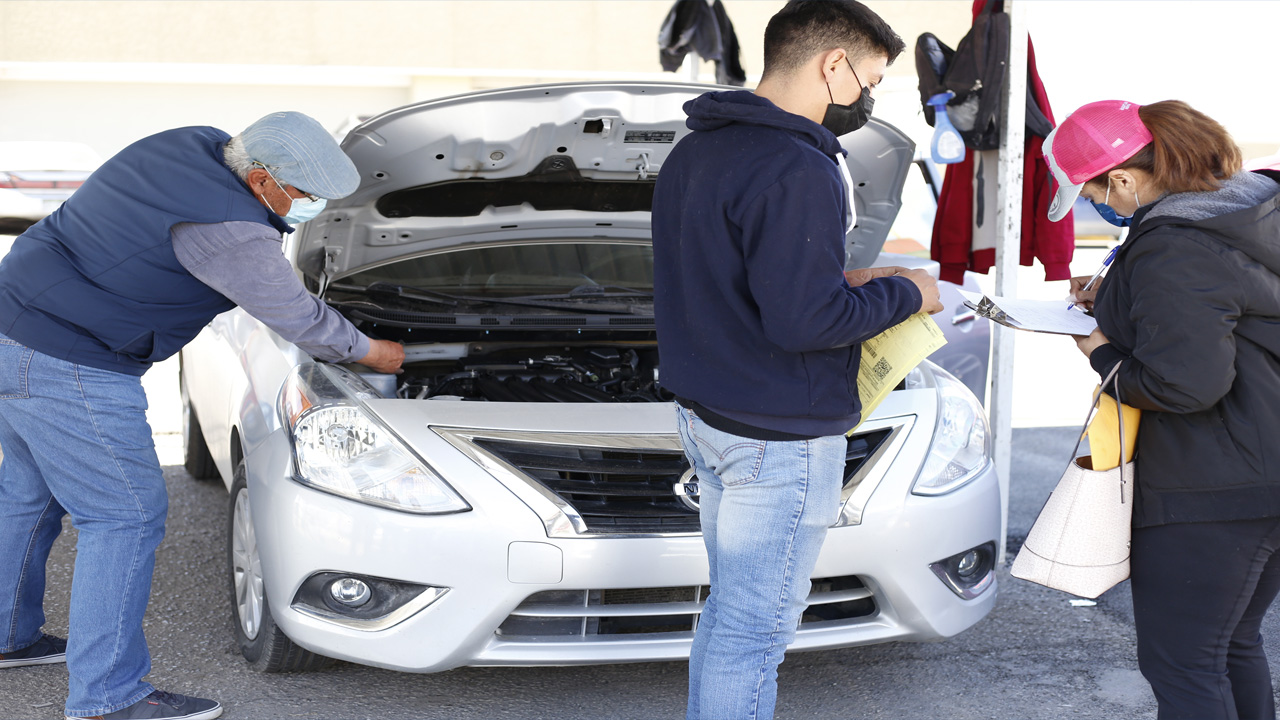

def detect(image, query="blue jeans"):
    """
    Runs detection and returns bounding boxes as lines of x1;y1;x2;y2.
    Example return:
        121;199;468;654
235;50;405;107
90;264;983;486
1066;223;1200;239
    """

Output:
0;333;165;717
676;404;846;720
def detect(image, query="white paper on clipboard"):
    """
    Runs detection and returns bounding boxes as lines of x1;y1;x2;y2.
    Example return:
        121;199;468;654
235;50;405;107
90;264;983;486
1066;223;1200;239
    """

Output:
958;290;1098;336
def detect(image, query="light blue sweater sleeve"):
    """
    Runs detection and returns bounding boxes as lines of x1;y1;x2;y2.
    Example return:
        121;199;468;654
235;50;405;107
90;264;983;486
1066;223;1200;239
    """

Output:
170;221;370;363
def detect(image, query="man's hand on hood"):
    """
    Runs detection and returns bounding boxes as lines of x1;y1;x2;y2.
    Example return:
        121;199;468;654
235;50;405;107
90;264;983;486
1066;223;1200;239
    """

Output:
358;338;405;374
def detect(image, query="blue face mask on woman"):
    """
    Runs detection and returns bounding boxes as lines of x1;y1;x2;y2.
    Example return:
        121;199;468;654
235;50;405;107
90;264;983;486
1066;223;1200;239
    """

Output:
1090;177;1139;228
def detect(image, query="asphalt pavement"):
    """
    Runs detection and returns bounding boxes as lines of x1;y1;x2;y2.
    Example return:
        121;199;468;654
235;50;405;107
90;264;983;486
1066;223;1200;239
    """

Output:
2;423;1184;720
2;239;1278;719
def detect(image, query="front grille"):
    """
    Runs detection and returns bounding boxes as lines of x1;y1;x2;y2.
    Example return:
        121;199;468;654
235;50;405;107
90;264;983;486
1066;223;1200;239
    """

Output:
474;429;895;536
496;575;877;641
475;439;697;534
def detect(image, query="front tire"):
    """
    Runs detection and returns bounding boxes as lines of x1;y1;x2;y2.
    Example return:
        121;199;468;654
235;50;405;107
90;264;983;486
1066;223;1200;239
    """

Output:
227;462;332;673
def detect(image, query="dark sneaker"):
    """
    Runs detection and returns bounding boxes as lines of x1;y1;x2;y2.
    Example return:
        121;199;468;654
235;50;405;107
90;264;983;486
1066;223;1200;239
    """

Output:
0;633;67;668
66;690;222;720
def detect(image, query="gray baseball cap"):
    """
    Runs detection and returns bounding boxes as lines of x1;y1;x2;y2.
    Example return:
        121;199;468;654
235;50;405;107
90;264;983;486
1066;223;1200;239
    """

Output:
241;111;360;199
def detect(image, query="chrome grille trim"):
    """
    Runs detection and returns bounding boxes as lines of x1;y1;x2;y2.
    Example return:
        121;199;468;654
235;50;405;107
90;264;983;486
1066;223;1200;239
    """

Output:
434;414;914;538
433;428;688;538
496;575;877;641
834;415;916;527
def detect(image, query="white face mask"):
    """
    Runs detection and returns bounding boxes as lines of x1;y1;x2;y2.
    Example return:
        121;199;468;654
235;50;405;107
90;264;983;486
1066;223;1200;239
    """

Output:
260;165;326;224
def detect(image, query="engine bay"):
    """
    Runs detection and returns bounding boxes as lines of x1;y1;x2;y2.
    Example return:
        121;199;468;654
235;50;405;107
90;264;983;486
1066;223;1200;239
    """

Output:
365;342;670;403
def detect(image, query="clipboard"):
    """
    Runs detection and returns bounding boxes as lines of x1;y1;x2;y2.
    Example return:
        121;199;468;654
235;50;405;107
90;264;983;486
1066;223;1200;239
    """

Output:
957;290;1098;336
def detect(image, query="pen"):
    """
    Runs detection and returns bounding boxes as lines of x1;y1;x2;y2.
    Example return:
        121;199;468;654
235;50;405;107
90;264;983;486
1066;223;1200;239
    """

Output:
1068;245;1120;311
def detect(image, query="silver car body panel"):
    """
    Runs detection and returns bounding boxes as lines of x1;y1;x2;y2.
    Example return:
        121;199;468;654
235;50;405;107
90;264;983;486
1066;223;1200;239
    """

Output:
182;82;1003;673
234;392;999;672
294;82;909;283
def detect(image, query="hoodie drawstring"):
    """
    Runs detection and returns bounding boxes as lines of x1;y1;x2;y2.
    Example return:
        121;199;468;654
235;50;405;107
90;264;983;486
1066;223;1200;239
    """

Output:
835;154;857;233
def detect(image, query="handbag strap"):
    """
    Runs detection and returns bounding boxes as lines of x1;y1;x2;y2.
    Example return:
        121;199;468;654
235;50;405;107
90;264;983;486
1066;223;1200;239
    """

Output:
1069;361;1131;503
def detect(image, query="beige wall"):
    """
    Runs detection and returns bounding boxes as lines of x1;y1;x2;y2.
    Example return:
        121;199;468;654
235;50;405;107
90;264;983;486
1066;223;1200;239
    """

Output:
0;1;971;157
4;2;1277;161
0;1;968;78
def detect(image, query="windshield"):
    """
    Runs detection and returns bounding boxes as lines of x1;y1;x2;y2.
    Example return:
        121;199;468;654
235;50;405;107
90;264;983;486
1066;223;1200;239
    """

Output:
341;241;654;298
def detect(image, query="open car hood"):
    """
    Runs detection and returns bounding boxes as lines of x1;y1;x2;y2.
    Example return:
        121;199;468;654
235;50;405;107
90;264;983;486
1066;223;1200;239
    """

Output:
296;82;914;284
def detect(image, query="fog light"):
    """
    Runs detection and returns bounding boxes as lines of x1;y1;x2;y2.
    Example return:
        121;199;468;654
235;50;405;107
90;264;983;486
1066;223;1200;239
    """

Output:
292;571;449;631
329;577;371;608
930;542;996;600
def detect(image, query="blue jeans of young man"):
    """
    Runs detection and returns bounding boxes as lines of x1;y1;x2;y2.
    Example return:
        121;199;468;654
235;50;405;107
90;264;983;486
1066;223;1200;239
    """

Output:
0;333;166;717
676;404;846;720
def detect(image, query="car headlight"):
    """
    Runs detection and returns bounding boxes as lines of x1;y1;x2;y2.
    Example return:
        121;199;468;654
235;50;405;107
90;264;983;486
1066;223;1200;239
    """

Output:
278;363;470;514
911;363;990;495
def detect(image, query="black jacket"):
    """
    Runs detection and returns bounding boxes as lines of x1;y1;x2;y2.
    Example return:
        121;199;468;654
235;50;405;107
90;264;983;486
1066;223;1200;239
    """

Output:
1089;171;1280;527
657;0;746;86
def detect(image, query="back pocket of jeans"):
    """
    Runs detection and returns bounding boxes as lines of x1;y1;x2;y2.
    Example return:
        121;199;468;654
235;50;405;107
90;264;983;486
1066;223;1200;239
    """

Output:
0;340;33;399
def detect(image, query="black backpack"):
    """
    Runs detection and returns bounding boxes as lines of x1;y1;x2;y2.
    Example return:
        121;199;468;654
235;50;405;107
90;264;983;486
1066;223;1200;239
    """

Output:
916;0;1051;150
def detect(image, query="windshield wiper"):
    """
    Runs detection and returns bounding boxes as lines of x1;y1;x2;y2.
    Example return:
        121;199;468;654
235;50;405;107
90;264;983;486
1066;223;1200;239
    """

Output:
327;281;641;315
497;284;655;301
326;281;460;307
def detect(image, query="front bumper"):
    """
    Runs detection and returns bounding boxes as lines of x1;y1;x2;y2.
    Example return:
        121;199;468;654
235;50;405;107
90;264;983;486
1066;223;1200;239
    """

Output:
245;400;1001;673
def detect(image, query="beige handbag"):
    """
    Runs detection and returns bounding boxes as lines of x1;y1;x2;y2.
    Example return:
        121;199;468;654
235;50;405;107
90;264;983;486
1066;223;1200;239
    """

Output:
1011;363;1134;599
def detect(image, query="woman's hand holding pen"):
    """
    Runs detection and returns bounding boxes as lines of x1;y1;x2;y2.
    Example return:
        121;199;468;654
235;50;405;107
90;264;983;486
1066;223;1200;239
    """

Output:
1067;274;1103;311
1067;245;1119;311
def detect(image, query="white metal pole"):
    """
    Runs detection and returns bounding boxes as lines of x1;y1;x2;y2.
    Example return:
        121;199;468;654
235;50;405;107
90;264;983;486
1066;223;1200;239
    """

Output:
992;0;1028;562
686;50;700;82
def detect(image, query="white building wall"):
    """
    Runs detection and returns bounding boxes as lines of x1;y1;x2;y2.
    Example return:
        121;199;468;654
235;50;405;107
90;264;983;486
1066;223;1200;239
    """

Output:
0;77;410;156
0;1;971;158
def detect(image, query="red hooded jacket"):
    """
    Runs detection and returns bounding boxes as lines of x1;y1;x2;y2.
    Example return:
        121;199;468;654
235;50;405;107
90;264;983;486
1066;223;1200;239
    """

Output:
930;1;1074;284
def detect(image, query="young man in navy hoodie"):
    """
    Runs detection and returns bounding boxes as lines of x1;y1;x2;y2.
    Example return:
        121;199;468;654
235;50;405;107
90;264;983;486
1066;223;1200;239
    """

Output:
652;2;942;718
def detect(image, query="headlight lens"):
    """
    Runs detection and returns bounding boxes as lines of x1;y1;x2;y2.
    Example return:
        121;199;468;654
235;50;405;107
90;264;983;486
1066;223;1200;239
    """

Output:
911;364;990;495
279;364;470;514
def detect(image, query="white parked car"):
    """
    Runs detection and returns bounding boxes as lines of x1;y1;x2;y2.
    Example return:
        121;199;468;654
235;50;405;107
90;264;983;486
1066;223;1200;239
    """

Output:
181;82;1002;674
0;141;102;234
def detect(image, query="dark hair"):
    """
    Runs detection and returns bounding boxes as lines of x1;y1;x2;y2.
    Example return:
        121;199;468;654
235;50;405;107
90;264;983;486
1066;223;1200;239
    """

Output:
1088;100;1242;194
762;0;905;79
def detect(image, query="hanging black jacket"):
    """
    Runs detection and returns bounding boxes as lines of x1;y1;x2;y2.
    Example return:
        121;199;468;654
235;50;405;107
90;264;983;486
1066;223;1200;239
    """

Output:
1088;171;1280;527
658;0;746;86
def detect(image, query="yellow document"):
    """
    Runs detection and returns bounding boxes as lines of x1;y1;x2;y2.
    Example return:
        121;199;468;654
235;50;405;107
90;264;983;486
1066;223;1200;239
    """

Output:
850;312;948;434
1085;386;1141;470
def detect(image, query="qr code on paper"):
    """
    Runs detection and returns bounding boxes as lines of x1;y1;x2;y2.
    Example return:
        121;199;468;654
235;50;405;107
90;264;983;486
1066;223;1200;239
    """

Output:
871;357;891;382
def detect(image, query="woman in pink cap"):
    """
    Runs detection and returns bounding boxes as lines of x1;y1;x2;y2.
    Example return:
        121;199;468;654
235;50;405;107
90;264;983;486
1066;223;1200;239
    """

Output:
1044;99;1280;719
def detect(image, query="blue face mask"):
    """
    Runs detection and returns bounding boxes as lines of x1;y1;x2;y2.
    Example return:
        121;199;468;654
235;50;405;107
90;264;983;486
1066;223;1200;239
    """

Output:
1091;200;1131;228
262;166;327;225
1090;177;1137;228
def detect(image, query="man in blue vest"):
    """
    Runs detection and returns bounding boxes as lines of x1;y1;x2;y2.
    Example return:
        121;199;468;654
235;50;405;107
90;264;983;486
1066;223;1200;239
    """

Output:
0;111;403;720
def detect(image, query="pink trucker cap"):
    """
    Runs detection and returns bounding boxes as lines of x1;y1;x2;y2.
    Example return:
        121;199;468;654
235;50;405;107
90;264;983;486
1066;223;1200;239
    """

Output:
1043;100;1153;221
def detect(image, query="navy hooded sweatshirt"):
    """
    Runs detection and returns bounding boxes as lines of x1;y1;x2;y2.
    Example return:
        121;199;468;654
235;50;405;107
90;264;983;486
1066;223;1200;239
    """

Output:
652;91;922;437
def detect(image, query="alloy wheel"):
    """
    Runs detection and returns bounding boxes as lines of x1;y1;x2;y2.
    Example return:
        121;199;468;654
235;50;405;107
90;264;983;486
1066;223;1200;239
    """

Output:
231;488;265;640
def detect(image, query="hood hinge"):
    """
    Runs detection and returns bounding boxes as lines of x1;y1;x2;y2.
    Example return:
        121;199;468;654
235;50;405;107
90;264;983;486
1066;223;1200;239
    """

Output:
317;246;344;298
